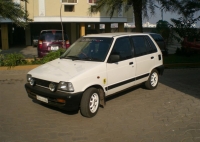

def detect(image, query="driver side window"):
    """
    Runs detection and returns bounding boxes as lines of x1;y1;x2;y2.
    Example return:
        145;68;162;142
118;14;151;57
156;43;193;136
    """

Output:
110;37;133;62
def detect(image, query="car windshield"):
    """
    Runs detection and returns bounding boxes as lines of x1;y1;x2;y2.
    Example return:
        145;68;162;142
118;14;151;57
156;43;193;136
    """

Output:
61;37;113;62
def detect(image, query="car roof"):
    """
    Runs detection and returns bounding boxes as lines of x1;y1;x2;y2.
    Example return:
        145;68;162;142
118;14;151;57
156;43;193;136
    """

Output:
40;30;63;33
84;32;152;38
146;33;162;36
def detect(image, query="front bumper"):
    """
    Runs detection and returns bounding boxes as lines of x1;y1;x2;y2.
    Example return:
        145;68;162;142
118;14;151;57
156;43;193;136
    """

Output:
25;83;83;111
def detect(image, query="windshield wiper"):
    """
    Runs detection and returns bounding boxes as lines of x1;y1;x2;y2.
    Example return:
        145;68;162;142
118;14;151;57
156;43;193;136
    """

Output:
81;57;102;62
61;56;81;61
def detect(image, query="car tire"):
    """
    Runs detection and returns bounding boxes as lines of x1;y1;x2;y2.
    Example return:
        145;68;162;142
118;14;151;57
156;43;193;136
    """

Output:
80;87;100;118
145;69;159;90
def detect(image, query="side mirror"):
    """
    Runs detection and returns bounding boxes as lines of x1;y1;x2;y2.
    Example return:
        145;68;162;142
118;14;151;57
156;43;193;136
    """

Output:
108;54;120;63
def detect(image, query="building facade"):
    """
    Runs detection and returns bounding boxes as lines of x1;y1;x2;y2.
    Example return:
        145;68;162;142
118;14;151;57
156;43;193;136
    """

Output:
0;0;133;49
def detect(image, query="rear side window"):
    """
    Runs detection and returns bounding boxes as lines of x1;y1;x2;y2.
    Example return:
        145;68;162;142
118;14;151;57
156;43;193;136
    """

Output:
145;36;158;53
131;36;158;57
150;34;164;41
39;31;68;41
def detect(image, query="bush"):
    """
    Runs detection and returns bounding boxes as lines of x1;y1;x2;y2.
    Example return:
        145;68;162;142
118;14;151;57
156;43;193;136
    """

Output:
0;52;26;68
0;50;4;66
0;48;66;68
31;48;66;64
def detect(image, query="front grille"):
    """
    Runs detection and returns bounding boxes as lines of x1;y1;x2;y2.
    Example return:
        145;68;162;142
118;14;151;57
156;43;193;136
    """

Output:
34;78;58;88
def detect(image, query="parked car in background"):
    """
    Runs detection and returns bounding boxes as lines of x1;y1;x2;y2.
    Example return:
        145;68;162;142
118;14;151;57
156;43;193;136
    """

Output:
37;30;70;58
149;33;168;55
25;33;164;118
32;36;39;47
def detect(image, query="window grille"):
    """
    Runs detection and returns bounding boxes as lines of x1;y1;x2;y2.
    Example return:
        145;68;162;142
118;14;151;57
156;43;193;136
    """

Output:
89;0;96;3
62;0;77;3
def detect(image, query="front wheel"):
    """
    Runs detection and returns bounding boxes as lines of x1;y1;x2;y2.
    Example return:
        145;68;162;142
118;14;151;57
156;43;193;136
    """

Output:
80;88;100;118
145;69;159;90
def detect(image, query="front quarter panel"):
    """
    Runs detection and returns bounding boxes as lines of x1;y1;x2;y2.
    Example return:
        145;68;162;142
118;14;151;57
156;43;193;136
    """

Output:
70;63;107;93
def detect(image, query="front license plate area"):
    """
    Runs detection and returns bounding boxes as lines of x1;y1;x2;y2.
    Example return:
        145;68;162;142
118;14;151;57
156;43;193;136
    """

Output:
36;95;48;103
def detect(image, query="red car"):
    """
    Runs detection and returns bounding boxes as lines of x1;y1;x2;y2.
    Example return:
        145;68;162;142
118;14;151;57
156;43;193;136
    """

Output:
37;30;70;58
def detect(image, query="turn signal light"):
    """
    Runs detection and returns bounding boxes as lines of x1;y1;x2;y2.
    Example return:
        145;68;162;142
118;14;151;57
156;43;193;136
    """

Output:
38;40;43;49
66;40;70;48
56;99;66;103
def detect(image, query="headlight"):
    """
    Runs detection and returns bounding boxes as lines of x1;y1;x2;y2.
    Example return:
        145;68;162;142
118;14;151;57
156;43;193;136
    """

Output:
27;74;35;86
27;74;32;82
58;81;74;92
49;82;56;92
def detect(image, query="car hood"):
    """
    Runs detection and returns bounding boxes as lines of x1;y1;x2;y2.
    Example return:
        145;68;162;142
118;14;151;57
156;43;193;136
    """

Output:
28;58;103;82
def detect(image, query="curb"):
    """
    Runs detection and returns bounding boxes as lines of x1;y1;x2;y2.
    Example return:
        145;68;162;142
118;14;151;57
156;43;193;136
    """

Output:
164;63;200;68
0;65;40;71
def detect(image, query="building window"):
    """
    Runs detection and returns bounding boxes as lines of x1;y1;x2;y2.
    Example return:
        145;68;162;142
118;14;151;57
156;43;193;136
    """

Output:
89;0;96;4
90;5;97;12
62;0;77;4
64;5;75;12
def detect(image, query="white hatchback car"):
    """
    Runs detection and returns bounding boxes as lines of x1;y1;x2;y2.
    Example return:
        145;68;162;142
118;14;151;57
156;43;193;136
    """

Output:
25;33;164;118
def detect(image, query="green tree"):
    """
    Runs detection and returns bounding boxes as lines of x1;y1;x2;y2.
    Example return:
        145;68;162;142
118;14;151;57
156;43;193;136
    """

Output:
93;0;200;33
170;16;200;43
0;0;32;27
167;0;200;42
156;20;170;40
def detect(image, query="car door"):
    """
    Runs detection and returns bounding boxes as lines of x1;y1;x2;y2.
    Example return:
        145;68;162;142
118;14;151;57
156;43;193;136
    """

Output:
131;35;157;85
106;37;136;95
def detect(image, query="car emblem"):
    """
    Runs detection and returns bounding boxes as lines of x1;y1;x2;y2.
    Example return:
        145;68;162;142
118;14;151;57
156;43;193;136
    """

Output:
49;82;56;92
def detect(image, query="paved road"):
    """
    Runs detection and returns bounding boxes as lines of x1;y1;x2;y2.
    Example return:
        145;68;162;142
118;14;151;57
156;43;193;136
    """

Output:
0;68;200;142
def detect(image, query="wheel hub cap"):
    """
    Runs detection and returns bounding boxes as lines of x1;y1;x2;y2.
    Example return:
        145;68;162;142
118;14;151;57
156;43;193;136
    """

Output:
89;93;99;113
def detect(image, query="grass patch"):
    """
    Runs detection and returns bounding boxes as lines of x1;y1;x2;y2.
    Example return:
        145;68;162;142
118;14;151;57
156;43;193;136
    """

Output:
163;54;200;68
163;54;200;64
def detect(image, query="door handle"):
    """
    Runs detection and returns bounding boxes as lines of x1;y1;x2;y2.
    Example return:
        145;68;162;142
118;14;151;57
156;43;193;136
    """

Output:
129;62;133;65
151;56;154;59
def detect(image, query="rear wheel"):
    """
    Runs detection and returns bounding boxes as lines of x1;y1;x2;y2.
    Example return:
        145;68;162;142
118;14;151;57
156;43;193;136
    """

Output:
80;88;100;118
145;69;159;90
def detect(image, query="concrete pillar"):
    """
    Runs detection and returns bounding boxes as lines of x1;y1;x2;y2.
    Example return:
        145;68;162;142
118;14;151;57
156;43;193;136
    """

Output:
105;23;111;33
80;23;85;37
71;23;77;44
95;24;100;33
118;23;124;32
1;24;9;50
25;24;31;46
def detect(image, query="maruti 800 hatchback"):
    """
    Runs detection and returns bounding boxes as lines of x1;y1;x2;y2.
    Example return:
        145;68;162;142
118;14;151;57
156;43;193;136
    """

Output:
37;30;70;58
25;33;164;118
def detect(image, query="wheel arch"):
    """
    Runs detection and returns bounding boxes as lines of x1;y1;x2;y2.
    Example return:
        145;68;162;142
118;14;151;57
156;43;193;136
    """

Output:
83;85;106;108
154;65;164;75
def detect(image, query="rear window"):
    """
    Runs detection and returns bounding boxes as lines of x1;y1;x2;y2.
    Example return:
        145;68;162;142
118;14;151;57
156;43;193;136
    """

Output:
39;31;68;41
150;34;164;41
